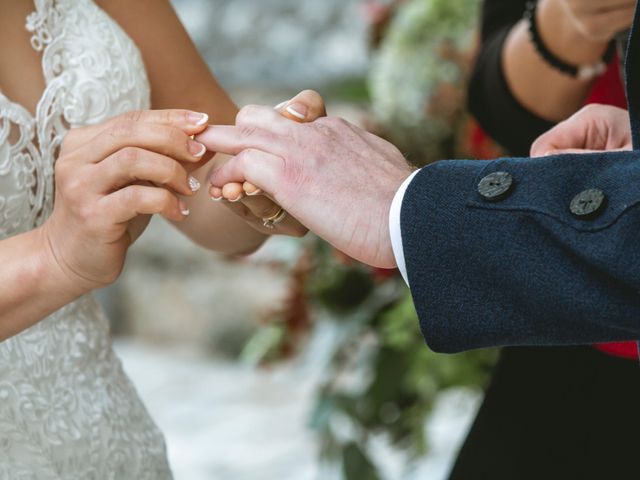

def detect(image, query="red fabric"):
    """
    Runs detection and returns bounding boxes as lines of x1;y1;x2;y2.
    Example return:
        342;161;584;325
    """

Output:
584;55;627;109
583;54;638;360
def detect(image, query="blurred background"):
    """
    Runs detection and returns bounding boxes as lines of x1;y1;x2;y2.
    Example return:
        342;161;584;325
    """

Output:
97;0;500;478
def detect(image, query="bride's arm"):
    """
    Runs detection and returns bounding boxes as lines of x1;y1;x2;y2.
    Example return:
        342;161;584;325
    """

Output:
98;0;268;254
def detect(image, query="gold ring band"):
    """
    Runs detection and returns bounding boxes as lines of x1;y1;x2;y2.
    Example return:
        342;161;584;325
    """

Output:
262;208;287;229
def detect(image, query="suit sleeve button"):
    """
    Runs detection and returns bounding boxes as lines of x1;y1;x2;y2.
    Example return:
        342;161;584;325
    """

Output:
478;172;514;202
570;188;607;219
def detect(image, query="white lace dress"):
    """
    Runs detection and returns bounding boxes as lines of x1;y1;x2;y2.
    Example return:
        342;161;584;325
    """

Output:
0;1;173;478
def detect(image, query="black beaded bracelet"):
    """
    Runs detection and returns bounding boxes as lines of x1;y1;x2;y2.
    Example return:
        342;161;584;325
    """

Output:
524;1;616;80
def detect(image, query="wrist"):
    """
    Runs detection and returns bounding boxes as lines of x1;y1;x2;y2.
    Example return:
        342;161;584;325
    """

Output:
538;0;610;65
32;226;91;300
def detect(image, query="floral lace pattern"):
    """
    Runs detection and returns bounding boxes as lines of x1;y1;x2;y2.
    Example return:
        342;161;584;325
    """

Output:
0;1;172;478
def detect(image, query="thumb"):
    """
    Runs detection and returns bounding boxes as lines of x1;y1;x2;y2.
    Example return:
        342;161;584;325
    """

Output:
276;90;327;123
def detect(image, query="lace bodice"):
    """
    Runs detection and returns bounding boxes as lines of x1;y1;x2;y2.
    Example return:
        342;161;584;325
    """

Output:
0;1;172;478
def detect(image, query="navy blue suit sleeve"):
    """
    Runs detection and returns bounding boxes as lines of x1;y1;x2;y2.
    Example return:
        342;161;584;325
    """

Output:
401;154;640;353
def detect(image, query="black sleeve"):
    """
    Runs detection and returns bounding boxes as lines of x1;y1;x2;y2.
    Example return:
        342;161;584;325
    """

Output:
468;0;555;156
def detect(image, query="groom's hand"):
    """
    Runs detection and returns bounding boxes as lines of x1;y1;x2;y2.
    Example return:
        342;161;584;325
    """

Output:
197;98;414;268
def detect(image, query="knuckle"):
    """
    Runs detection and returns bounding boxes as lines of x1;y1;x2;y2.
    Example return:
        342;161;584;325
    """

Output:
236;105;259;125
122;186;141;206
238;148;256;162
168;127;187;153
121;110;145;123
158;189;175;211
164;109;179;124
320;116;348;129
118;146;140;166
164;160;183;184
109;119;137;139
77;202;95;222
62;175;87;200
238;125;258;140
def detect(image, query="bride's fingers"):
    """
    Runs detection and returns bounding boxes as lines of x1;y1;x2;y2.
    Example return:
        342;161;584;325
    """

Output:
243;182;262;196
68;122;207;171
95;148;197;196
238;193;281;219
209;149;285;196
196;124;285;158
102;185;189;224
235;105;292;134
63;109;210;153
275;90;327;122
221;194;308;237
221;183;245;202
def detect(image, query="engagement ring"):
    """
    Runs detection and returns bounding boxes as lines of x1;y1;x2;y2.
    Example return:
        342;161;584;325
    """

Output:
262;208;287;229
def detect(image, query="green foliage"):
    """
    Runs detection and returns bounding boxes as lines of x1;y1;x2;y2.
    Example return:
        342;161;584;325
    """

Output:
304;244;497;478
308;252;375;313
322;77;371;104
343;443;382;480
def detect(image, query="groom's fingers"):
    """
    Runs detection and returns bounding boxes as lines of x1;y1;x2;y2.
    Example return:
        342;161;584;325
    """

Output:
195;125;288;158
236;104;293;134
209;149;285;197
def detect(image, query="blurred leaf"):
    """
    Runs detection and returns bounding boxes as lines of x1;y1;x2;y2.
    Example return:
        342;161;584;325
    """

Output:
309;265;375;313
323;77;371;104
342;442;381;480
240;324;286;366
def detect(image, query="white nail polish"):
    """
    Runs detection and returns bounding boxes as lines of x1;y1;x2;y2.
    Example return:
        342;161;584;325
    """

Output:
195;113;209;126
192;143;207;158
286;105;306;120
188;176;201;192
246;189;263;196
274;101;288;110
230;194;244;203
181;208;191;216
210;196;223;202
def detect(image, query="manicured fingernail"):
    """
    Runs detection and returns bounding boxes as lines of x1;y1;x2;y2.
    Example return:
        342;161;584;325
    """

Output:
188;112;209;126
188;176;201;192
179;200;190;216
189;140;206;158
286;103;307;120
229;193;245;202
274;101;288;110
246;188;263;196
210;195;223;202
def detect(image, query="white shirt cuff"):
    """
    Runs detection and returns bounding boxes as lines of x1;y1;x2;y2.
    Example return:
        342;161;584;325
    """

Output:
389;170;420;286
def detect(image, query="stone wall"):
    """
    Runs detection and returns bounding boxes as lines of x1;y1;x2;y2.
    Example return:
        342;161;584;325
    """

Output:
171;0;369;89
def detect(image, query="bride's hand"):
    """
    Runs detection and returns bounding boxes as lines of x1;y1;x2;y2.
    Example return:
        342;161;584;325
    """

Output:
204;90;326;237
40;109;209;293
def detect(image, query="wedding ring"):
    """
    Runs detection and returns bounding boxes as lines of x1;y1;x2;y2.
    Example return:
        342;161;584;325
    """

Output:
262;208;287;229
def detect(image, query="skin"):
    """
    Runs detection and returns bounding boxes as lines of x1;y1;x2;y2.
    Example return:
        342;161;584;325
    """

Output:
0;0;306;339
531;104;632;155
199;105;415;269
502;0;634;122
